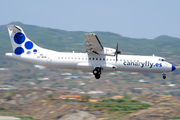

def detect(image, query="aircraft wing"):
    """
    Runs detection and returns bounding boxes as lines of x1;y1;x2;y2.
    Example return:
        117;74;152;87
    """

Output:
85;33;103;54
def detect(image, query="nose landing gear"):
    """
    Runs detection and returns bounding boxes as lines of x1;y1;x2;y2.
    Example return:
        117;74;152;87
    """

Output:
93;67;102;79
162;73;166;79
163;75;166;79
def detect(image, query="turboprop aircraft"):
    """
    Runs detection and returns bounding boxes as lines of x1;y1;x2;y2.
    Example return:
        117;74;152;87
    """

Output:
5;25;176;79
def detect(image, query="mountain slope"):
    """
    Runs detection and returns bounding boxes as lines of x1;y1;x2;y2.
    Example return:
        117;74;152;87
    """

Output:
154;35;180;41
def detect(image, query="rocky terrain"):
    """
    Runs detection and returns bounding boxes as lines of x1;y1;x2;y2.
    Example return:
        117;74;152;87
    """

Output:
120;95;180;120
0;89;180;120
0;89;100;120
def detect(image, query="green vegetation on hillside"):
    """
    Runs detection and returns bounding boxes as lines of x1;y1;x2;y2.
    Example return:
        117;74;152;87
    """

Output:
82;97;151;118
101;98;141;102
85;102;151;116
169;116;180;119
0;107;39;120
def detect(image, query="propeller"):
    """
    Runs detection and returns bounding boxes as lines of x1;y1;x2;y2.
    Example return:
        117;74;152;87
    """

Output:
115;40;121;62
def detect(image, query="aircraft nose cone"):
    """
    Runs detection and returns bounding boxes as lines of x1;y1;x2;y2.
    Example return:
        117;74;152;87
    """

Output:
172;65;176;71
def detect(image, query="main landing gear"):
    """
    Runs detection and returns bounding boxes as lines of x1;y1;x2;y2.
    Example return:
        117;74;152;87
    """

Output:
93;67;102;79
162;72;166;79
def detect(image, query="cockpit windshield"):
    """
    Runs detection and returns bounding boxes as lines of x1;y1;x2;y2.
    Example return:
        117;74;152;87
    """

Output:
159;58;166;62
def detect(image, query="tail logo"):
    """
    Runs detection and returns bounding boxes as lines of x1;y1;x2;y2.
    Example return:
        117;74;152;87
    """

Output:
15;47;24;55
14;32;25;44
25;41;33;49
13;32;36;55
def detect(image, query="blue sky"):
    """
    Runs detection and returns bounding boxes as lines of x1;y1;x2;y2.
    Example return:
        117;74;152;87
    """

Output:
1;0;180;39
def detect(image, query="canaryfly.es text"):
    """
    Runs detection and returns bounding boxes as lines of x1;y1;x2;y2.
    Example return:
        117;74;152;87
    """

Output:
123;61;154;68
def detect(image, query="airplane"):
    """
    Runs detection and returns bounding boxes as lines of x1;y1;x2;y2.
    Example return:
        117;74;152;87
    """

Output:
5;25;176;79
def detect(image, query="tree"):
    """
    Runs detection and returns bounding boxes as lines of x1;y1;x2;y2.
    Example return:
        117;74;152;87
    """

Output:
81;96;91;101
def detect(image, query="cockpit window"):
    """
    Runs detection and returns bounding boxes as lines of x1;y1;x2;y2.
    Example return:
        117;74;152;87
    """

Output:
159;58;166;62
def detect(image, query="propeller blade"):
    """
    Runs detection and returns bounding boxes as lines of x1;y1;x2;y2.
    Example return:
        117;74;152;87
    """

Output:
116;40;119;62
116;40;118;52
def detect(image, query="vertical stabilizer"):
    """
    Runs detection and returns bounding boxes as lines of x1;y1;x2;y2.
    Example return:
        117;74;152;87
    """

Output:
7;25;39;55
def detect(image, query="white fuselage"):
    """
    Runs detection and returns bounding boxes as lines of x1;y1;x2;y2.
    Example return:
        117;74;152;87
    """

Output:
6;48;173;74
6;25;176;79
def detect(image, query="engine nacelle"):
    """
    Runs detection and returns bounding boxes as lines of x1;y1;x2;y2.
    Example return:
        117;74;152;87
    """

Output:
96;47;116;56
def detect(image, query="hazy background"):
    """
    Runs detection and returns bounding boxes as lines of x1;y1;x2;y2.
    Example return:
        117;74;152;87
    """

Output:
0;0;180;39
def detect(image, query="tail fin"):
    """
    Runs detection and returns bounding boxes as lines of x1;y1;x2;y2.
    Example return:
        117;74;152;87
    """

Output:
7;25;39;55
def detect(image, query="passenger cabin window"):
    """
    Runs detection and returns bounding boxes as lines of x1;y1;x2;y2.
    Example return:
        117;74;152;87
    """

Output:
96;58;98;60
89;58;91;60
103;58;105;61
93;58;94;60
100;58;101;60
